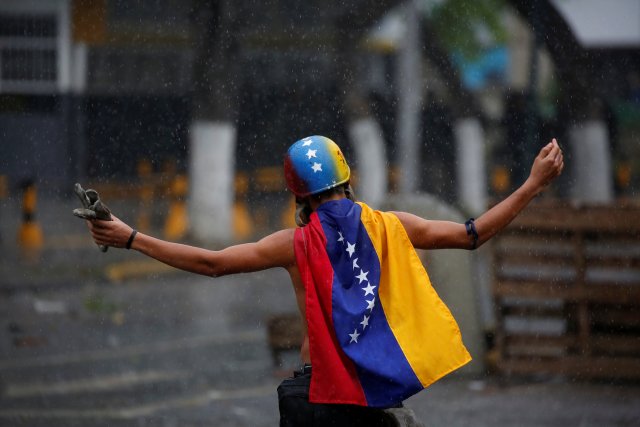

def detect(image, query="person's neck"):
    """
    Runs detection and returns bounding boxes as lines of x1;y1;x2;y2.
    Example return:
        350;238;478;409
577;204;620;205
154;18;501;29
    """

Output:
309;193;346;211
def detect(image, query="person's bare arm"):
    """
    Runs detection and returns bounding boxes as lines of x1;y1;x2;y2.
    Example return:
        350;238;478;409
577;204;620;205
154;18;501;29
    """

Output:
87;217;296;277
395;138;564;250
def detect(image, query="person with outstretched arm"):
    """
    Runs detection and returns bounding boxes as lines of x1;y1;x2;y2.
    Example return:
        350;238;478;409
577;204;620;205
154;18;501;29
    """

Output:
82;136;563;426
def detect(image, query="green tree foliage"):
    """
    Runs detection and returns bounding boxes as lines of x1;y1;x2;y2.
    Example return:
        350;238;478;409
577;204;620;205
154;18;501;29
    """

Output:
429;0;507;59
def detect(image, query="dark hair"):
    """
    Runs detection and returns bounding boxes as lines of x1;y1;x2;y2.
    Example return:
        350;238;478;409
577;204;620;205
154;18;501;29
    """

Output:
294;183;355;227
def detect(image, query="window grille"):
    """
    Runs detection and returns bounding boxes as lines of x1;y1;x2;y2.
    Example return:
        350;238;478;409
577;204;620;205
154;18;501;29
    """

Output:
0;12;59;93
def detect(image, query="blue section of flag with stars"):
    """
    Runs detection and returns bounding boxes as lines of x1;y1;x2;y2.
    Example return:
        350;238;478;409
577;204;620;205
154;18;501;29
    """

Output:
315;199;423;407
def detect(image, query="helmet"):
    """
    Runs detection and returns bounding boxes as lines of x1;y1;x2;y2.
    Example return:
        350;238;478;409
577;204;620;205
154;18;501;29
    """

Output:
284;135;350;197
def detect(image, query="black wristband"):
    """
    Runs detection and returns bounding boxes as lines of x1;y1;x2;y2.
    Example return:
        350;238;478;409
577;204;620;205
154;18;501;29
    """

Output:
464;218;479;249
126;229;138;250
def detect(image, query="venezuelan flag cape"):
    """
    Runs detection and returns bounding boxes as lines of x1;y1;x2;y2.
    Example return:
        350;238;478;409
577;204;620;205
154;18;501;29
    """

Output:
294;199;471;408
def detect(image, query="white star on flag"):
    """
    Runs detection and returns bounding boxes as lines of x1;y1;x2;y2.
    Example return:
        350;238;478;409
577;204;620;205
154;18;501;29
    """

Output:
366;297;375;311
346;242;356;258
356;269;369;284
362;283;376;296
360;315;370;329
306;149;317;159
302;139;313;146
344;231;380;346
311;162;322;172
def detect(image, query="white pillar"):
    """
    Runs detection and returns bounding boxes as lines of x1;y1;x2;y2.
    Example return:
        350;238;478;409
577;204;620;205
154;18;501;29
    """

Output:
56;0;71;93
348;117;388;208
453;119;493;364
70;43;88;94
188;121;236;242
569;120;613;204
396;0;422;194
454;118;487;216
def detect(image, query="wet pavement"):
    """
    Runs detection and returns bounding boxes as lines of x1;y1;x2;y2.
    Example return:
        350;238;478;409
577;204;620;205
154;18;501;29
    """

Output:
1;194;640;426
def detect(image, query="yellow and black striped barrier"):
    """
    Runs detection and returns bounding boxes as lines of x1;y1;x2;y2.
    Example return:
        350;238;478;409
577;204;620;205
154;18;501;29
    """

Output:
18;179;43;258
0;175;7;200
233;172;253;240
136;159;154;233
163;174;189;240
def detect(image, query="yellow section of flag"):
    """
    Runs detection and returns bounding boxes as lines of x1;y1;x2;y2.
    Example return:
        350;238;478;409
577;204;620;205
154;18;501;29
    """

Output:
358;202;472;387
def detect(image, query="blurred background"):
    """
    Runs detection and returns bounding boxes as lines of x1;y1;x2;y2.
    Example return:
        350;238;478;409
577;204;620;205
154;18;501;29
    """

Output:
0;0;639;426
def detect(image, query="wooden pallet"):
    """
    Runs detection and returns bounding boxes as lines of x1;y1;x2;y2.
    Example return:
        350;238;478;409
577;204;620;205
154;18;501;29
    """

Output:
491;203;640;379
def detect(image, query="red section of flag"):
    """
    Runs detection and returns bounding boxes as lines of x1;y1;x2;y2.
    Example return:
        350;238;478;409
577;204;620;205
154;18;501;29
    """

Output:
295;222;367;405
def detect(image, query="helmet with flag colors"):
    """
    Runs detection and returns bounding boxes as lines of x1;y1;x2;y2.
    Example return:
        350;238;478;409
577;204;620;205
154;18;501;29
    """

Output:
284;136;350;197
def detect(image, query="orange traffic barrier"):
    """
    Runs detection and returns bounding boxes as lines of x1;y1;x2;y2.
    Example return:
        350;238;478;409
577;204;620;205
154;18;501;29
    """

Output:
0;175;7;199
233;172;253;240
491;165;511;195
136;159;154;233
18;180;43;258
281;198;296;229
616;162;631;190
163;174;189;240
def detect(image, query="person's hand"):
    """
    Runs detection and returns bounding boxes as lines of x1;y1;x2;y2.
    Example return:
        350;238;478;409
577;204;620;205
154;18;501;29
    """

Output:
526;138;564;193
87;214;135;249
73;183;113;251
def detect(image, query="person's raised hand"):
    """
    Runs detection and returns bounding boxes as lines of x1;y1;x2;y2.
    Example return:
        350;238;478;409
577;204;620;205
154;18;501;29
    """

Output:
527;138;564;193
73;183;112;252
87;214;135;249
